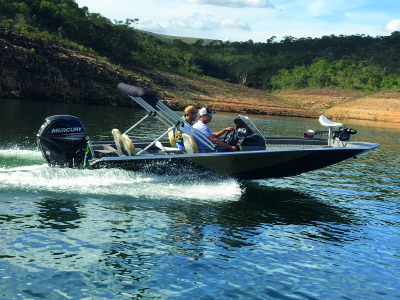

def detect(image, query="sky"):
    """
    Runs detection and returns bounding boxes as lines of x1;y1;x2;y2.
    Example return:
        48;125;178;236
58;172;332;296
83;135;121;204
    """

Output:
75;0;400;43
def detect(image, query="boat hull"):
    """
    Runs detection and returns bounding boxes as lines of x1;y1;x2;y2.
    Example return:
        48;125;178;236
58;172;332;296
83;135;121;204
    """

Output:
90;144;378;180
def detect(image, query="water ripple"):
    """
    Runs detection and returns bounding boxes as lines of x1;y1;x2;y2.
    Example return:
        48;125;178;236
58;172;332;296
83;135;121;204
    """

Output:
1;107;400;299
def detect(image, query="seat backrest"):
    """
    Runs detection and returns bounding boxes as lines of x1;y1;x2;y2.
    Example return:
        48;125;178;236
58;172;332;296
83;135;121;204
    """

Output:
168;127;177;148
319;115;343;127
112;128;124;152
318;115;343;147
121;134;137;156
182;134;199;154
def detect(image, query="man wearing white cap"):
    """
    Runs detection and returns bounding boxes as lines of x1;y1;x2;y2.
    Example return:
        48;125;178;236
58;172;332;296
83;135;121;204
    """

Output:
192;107;237;152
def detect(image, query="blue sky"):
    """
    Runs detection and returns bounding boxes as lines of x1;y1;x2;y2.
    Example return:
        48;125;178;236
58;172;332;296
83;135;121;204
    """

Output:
75;0;400;42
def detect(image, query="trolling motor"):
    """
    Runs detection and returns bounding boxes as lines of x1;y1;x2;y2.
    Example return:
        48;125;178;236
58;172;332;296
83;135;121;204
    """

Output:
309;115;358;146
309;127;357;141
37;115;88;167
333;127;357;141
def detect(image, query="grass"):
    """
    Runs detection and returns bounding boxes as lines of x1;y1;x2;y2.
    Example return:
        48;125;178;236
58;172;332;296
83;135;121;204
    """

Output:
324;92;400;122
275;88;400;122
153;71;319;118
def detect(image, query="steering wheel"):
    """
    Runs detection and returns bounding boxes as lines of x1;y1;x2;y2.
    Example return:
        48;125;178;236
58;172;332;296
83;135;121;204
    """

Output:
223;129;236;145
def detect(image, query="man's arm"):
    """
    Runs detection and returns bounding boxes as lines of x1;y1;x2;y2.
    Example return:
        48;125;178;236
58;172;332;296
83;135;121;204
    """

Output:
213;126;234;138
208;135;236;150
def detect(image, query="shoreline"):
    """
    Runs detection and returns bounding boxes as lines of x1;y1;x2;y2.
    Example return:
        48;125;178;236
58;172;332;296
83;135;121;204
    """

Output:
1;31;400;123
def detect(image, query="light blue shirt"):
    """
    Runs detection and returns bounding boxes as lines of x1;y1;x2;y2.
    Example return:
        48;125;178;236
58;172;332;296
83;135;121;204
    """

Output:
192;120;213;152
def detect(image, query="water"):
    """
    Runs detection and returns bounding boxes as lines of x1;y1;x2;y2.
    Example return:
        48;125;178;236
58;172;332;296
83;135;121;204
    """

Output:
1;98;399;299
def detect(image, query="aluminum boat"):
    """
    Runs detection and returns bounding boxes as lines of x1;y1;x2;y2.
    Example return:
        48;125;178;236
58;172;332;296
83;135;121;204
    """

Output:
36;83;380;180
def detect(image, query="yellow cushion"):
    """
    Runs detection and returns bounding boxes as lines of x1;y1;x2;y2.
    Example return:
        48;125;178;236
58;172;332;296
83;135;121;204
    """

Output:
111;129;124;152
121;134;137;156
182;134;199;154
168;127;177;148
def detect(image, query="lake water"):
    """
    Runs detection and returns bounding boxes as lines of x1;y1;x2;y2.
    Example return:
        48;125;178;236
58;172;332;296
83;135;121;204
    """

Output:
1;98;399;299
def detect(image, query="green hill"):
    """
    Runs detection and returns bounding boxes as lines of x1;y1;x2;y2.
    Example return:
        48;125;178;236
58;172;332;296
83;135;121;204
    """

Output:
136;29;214;45
2;0;400;92
2;0;400;122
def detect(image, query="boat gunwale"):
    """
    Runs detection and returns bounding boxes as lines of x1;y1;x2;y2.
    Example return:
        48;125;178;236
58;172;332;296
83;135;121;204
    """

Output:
93;141;380;162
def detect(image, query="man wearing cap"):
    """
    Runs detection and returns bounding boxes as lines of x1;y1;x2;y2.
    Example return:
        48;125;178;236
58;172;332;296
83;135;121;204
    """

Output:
175;106;198;150
192;107;237;152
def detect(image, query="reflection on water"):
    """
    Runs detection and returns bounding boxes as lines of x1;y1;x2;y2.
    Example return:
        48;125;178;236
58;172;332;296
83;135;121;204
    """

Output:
1;98;400;299
0;182;361;297
37;199;84;231
3;176;397;299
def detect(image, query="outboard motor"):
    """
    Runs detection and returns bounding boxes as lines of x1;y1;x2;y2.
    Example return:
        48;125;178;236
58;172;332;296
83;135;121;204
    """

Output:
37;115;87;168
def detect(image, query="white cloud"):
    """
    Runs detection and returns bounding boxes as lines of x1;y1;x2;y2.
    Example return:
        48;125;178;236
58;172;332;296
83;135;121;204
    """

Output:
309;1;329;17
385;20;400;32
136;18;166;32
188;0;275;8
221;19;251;31
75;0;394;42
168;13;219;31
166;13;251;32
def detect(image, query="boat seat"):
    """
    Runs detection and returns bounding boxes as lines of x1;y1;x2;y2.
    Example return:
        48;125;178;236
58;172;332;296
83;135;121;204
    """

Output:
121;134;148;156
121;134;138;156
155;141;181;153
111;128;124;153
182;134;199;154
319;115;343;128
319;115;343;146
168;127;177;148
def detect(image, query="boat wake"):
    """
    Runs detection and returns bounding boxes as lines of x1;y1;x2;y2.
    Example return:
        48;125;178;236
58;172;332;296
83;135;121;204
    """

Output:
0;148;45;165
0;150;243;202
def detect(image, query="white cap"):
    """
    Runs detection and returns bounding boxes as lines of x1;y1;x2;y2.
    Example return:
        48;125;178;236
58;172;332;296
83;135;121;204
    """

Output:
199;107;215;116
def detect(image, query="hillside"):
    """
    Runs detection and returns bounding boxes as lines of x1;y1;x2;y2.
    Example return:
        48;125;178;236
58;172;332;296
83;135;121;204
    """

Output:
2;30;400;122
136;29;214;45
275;89;400;123
3;0;400;92
0;30;318;118
2;0;400;123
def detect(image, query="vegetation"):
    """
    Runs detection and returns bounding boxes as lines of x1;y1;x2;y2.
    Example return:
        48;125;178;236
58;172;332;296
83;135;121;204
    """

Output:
2;0;400;93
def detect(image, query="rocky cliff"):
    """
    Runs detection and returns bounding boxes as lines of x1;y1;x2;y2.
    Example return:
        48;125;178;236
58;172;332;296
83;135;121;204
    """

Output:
0;28;170;107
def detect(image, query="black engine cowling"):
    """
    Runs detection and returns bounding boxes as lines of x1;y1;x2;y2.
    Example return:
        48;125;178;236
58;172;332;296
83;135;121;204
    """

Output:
37;115;87;168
